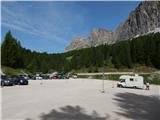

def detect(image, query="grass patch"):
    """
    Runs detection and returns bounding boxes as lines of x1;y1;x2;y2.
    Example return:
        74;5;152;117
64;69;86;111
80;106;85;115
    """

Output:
78;73;160;85
75;66;156;73
78;74;121;81
1;66;31;76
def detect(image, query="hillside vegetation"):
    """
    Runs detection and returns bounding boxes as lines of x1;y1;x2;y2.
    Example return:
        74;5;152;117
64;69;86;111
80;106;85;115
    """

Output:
1;66;30;76
1;31;160;74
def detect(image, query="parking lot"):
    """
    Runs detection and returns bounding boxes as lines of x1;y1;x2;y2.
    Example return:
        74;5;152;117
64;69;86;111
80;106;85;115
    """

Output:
1;79;160;120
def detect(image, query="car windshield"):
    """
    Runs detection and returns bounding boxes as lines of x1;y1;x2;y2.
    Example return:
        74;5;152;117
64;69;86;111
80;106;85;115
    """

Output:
19;77;26;80
120;79;125;82
2;76;12;80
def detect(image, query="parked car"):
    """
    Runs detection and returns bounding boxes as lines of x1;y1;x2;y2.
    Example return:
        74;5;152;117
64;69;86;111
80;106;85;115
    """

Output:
28;74;34;79
56;73;69;79
69;73;77;78
41;74;50;79
51;75;57;80
35;76;42;80
1;75;14;87
13;76;29;85
18;74;29;80
72;74;78;79
30;75;36;80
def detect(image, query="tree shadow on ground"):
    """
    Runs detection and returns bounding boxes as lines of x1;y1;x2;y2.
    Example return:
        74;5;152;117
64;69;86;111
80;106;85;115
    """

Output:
26;105;109;120
113;92;160;120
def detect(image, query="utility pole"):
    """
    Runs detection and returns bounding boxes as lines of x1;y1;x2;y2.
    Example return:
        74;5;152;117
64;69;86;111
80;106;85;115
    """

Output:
101;72;105;93
101;54;105;93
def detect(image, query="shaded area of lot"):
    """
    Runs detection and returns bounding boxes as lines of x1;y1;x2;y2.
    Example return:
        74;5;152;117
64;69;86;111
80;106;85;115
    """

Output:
26;105;109;120
114;92;160;120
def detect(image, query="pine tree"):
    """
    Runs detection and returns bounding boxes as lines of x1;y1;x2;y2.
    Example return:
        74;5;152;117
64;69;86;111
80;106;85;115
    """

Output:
1;31;23;68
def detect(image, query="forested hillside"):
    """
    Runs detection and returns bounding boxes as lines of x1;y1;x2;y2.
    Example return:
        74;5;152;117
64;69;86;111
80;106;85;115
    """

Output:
1;31;160;74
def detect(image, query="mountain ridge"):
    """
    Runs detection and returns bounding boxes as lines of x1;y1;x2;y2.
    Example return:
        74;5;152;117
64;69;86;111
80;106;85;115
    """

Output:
65;1;160;52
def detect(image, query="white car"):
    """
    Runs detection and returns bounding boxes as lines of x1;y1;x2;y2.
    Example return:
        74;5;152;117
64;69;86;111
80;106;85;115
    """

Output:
72;75;78;78
36;76;42;80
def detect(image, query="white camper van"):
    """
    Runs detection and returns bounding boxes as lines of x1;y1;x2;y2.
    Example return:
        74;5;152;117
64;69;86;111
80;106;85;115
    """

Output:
117;74;144;89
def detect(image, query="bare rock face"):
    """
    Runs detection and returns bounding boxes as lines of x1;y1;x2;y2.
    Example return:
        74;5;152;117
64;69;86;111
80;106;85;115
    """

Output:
65;1;160;51
65;37;88;52
114;1;160;41
87;29;113;47
65;29;113;51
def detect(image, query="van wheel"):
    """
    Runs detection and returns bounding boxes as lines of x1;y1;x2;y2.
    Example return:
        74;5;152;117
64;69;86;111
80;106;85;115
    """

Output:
134;86;137;89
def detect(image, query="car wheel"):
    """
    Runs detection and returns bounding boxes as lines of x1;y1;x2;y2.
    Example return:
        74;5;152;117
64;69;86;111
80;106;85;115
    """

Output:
1;82;4;87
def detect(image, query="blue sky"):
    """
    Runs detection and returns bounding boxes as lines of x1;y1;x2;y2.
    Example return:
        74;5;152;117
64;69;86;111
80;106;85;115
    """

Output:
1;1;140;53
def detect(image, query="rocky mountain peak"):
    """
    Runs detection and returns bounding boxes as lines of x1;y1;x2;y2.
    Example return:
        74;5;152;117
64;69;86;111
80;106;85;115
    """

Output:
65;1;160;51
65;36;88;52
88;28;113;47
115;1;160;41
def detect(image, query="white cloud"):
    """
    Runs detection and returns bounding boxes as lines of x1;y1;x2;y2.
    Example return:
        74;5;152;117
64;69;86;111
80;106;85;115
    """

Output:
1;2;87;45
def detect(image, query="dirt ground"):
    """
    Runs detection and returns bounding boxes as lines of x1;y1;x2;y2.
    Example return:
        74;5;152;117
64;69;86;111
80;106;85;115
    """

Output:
1;79;160;120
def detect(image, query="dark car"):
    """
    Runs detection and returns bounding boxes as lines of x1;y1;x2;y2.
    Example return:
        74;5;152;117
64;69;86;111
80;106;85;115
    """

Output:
13;76;29;85
18;74;29;80
28;74;35;80
56;72;69;79
1;75;14;87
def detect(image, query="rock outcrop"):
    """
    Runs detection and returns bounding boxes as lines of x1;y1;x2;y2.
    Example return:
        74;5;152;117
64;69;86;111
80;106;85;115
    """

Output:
65;37;88;52
114;1;160;41
65;1;160;52
88;29;113;47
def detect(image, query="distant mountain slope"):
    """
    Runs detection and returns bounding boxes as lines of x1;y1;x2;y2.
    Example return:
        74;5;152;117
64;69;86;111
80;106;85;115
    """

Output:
65;1;160;52
65;29;113;52
87;29;114;47
65;37;88;52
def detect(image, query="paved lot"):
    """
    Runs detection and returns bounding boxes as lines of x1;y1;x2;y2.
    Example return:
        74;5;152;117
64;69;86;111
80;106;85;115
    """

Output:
1;79;160;120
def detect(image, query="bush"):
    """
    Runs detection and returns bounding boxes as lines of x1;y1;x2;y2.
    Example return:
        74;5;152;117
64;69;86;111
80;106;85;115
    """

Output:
147;72;160;85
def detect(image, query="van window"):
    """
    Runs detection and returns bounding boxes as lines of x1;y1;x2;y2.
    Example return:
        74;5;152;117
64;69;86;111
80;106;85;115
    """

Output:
120;79;125;82
130;78;134;81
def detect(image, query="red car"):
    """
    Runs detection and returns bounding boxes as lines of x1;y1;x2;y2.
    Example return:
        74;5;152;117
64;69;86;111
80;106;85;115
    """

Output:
51;76;57;80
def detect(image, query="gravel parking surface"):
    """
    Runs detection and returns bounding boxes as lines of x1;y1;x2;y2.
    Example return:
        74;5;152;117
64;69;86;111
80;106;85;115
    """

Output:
1;79;160;120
